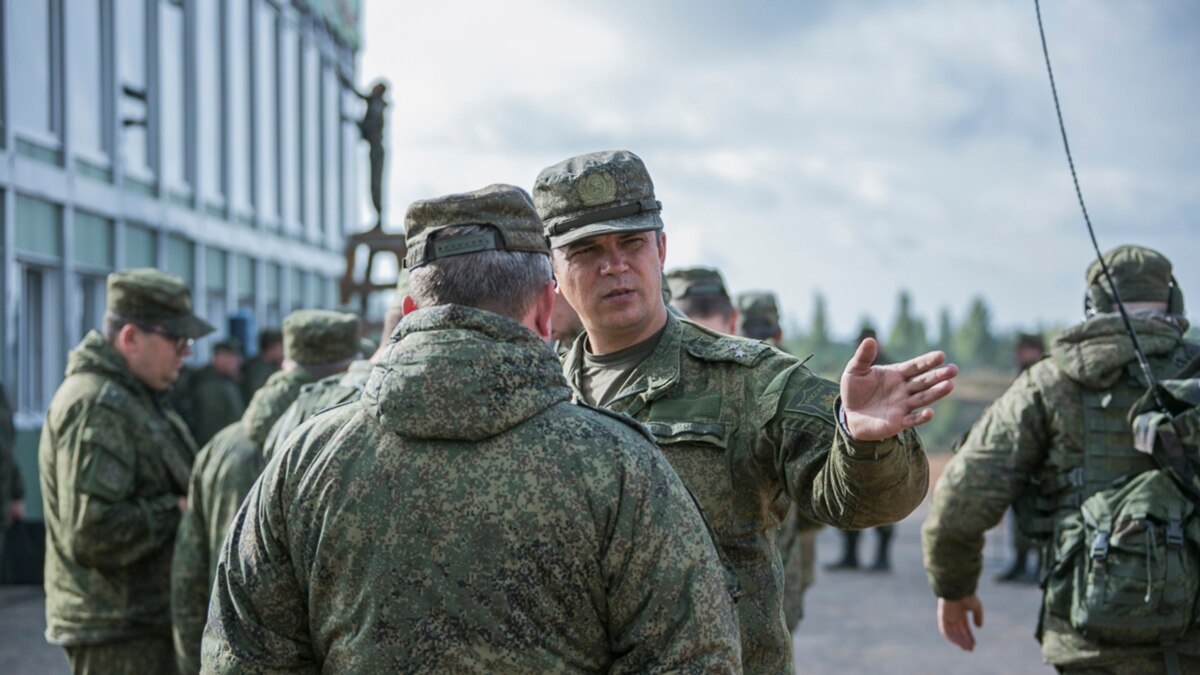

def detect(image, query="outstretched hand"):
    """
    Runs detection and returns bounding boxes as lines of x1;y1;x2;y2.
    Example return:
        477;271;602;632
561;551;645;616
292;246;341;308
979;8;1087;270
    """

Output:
840;338;957;442
938;595;984;652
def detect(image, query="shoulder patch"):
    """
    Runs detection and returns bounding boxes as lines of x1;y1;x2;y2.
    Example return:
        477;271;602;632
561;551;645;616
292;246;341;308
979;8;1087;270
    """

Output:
575;402;658;446
681;323;772;367
782;373;839;424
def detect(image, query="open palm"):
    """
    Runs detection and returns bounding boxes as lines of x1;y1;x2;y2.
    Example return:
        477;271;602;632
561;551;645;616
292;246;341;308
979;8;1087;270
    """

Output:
840;338;958;442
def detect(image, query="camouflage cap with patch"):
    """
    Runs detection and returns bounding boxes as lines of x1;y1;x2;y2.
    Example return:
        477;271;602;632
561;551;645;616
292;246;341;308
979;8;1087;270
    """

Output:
1087;244;1176;303
533;150;663;248
283;309;360;366
106;268;215;339
666;266;730;302
404;184;548;269
736;291;781;337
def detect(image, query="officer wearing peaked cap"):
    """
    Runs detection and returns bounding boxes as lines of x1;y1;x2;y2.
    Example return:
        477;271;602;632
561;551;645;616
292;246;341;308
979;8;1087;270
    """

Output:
40;269;213;673
171;309;360;674
536;150;958;674
203;183;740;672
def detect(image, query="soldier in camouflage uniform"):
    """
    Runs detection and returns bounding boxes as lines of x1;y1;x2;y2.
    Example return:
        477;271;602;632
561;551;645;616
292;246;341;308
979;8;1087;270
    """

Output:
240;329;283;403
0;384;24;572
260;275;413;462
185;340;246;446
202;183;740;672
172;310;359;675
39;268;214;674
666;266;738;334
534;150;957;674
923;245;1200;672
734;290;824;633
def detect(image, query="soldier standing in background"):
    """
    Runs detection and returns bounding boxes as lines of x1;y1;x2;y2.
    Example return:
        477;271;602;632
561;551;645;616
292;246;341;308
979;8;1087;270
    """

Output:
666;266;738;334
535;150;956;673
40;269;213;673
735;290;824;634
996;332;1046;584
826;327;897;573
184;340;245;447
171;310;359;674
923;246;1200;672
203;184;741;672
0;384;24;574
550;288;585;357
262;274;413;462
240;329;283;403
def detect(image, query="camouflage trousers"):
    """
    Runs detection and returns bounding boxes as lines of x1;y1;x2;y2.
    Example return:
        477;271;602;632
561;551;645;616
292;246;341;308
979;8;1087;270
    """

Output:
64;635;175;675
1058;654;1200;674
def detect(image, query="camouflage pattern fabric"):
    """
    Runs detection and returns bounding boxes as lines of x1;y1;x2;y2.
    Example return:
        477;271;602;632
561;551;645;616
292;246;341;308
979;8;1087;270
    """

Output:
282;310;360;366
922;313;1200;668
185;365;246;447
562;313;928;674
39;331;196;647
776;508;821;631
172;369;315;675
203;305;741;672
65;634;175;674
262;360;373;462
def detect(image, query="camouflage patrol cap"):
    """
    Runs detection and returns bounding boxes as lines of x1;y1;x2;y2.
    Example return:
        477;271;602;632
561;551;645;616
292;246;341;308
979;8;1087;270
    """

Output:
736;291;781;337
533;150;663;248
404;184;548;269
283;310;360;366
666;267;731;302
1086;245;1175;303
106;268;215;339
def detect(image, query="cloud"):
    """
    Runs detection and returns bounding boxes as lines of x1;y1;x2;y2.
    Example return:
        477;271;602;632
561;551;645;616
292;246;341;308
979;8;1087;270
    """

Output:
362;0;1200;337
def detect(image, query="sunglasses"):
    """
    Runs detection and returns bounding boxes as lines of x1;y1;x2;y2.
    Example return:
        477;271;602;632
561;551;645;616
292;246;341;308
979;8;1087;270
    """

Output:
134;323;193;353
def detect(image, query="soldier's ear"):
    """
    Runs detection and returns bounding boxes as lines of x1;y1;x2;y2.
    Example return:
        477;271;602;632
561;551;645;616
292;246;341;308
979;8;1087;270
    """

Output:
401;295;419;315
656;232;668;265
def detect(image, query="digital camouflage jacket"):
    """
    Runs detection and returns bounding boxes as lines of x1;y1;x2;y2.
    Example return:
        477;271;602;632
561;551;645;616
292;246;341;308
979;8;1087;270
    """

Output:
40;331;196;646
922;313;1200;668
260;359;373;463
562;314;928;675
186;365;246;447
172;369;315;675
202;305;741;673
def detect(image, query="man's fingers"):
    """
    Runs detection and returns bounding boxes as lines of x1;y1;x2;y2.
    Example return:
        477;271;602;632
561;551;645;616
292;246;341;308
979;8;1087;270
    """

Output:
902;408;935;428
906;381;955;410
906;364;959;394
895;349;947;379
973;604;984;628
845;338;879;375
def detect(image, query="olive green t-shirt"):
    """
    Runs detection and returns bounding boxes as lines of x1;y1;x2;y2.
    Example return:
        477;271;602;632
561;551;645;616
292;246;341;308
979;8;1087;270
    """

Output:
580;324;667;407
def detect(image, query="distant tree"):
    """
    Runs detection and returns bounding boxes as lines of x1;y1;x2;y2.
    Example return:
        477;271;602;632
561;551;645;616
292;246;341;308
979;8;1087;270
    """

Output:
809;292;831;352
888;290;928;361
936;307;955;358
954;296;999;368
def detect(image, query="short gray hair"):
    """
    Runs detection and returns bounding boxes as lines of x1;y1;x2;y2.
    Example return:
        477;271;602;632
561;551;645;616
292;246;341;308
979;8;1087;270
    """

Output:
409;225;552;320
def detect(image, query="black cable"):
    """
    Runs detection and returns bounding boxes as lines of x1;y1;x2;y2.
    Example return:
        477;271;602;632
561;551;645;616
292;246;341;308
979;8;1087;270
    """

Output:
1033;0;1168;413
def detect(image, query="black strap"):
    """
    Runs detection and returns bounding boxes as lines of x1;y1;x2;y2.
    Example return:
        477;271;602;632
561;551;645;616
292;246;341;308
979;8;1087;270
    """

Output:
547;198;661;236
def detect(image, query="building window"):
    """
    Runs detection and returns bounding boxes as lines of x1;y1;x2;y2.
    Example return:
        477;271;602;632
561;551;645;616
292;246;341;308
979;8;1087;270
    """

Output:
66;0;109;173
236;254;255;311
289;266;305;311
15;196;64;260
77;274;107;339
196;0;223;205
301;35;320;240
165;235;195;285
17;266;63;416
116;0;153;185
227;0;252;216
321;62;339;245
264;262;281;327
206;247;228;335
279;17;300;231
124;223;156;268
254;1;280;224
10;0;60;160
159;0;189;197
73;210;114;269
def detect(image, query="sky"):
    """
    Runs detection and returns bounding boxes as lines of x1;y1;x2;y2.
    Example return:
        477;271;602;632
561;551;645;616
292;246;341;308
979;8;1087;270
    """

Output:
356;0;1200;340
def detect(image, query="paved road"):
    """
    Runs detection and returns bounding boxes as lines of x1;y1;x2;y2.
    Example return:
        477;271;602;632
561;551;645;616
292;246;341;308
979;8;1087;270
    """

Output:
793;501;1050;674
1;503;1049;674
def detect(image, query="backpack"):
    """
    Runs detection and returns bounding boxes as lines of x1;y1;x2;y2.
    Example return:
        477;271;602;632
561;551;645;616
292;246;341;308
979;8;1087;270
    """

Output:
1043;355;1200;667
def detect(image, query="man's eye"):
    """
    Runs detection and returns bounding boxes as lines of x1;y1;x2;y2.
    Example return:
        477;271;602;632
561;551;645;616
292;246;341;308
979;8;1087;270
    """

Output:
569;246;596;260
